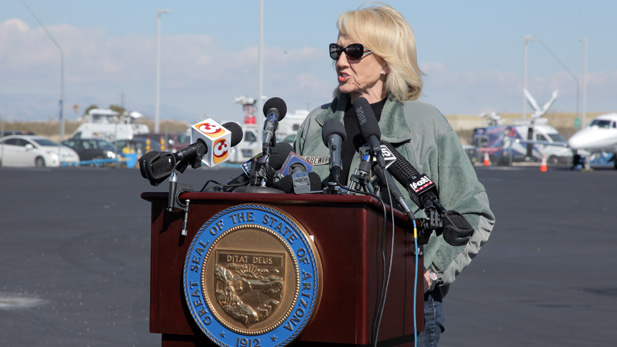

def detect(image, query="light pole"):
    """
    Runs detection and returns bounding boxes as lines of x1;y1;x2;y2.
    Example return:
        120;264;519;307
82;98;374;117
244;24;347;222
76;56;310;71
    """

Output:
22;0;65;144
523;35;535;121
258;0;264;130
580;38;588;128
534;36;579;121
155;9;171;133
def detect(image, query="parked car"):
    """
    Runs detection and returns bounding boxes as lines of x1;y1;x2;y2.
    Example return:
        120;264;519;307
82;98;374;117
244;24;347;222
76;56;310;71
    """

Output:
133;132;190;152
0;135;79;167
1;130;36;137
61;138;117;162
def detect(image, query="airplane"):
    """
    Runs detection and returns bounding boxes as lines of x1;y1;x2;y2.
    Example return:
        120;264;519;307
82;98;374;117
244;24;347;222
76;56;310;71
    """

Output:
567;113;617;169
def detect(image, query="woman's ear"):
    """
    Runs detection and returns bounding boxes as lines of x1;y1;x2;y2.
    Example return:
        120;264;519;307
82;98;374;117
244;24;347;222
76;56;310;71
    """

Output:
380;64;390;76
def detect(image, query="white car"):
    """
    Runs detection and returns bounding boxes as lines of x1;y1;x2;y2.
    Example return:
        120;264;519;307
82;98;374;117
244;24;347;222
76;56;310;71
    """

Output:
0;135;80;167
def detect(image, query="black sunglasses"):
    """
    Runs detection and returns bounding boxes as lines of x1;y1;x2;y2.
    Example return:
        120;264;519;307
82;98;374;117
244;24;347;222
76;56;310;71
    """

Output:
329;43;373;61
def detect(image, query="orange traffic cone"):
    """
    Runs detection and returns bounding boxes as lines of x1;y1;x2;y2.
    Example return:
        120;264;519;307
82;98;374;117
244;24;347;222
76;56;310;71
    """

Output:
483;152;490;166
540;155;548;172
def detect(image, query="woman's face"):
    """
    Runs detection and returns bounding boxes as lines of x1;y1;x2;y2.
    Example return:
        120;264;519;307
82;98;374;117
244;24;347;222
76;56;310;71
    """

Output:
335;33;388;104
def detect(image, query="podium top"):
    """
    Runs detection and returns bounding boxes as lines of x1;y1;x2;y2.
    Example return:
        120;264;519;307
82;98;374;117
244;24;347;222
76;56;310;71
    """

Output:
141;191;410;224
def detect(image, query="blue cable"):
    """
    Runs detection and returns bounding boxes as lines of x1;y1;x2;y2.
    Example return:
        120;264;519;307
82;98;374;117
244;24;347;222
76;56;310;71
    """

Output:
413;219;418;347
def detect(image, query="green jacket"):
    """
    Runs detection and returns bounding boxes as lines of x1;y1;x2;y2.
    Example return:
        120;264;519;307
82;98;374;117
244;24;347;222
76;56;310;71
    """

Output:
295;92;495;296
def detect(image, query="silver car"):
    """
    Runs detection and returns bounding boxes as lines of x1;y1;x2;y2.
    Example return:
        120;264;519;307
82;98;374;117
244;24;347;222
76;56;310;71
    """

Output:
0;135;80;167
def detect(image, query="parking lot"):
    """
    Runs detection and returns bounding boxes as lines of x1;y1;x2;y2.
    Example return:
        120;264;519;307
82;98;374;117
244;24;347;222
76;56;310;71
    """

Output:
0;165;616;346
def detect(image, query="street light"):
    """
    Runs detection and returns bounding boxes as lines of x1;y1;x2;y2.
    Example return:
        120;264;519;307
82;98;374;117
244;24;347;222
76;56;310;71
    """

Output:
580;38;588;128
534;36;580;121
524;35;580;122
523;35;535;121
155;9;171;134
258;0;264;131
22;0;65;145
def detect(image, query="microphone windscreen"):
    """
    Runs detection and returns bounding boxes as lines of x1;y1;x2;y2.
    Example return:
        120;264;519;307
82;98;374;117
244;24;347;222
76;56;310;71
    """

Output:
272;172;323;193
263;97;287;120
308;172;323;191
272;175;293;193
352;97;381;140
322;118;347;145
269;142;294;170
222;121;244;147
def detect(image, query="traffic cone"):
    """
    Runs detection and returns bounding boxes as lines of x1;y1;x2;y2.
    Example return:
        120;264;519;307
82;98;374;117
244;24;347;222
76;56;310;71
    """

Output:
540;155;548;172
483;152;490;166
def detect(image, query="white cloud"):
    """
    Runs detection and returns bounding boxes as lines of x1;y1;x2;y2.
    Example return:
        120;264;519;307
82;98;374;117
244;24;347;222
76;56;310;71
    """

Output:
1;18;615;123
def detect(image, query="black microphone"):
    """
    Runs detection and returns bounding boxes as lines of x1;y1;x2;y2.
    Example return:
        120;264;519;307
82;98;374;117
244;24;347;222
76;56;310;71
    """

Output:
222;121;245;148
348;153;373;192
322;118;347;185
262;97;287;154
175;121;244;173
371;163;415;222
139;151;176;186
273;172;322;194
382;141;474;246
352;97;385;168
277;152;313;194
381;141;440;210
222;142;293;192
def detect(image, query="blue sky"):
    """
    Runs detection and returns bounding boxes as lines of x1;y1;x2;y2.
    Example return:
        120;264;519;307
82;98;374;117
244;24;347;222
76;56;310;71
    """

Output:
1;0;616;125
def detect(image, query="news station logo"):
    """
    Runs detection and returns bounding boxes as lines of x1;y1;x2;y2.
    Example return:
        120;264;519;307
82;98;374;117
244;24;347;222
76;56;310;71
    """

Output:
190;118;231;167
212;138;229;164
195;121;226;138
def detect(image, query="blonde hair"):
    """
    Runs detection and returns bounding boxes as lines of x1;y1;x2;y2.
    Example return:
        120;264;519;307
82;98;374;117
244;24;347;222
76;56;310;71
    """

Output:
337;3;423;101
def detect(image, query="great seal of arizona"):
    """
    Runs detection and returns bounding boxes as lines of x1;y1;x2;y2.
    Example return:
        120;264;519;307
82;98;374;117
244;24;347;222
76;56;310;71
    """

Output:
183;204;322;347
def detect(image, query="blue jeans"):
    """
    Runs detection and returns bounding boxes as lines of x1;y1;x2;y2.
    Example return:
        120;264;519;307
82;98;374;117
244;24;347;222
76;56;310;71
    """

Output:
416;289;445;347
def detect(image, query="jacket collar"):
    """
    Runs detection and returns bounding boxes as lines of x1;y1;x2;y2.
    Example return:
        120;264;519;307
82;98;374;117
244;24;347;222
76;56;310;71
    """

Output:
316;92;413;144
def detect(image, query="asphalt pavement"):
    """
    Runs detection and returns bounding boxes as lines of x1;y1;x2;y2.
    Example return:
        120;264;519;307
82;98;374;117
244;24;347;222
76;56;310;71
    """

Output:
0;164;616;346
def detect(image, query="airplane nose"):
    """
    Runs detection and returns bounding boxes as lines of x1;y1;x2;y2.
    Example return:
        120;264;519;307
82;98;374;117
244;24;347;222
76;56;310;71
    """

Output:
567;130;590;149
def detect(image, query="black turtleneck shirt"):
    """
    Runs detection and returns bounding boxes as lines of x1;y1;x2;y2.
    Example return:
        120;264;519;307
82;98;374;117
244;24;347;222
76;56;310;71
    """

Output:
340;98;387;185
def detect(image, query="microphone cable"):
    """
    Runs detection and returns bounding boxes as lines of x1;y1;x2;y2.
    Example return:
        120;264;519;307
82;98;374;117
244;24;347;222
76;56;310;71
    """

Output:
371;173;396;347
335;182;388;347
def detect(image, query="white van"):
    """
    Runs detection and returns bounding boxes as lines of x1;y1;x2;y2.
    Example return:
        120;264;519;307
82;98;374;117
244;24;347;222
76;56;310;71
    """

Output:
472;123;572;165
70;109;149;141
512;124;572;164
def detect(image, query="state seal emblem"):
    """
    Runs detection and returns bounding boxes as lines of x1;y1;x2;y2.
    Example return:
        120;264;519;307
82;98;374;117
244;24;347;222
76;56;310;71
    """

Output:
183;204;322;347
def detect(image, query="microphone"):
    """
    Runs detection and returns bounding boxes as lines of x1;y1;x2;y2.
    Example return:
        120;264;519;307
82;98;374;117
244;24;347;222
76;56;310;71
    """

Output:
277;152;314;194
188;118;234;168
371;163;415;222
222;142;293;192
262;97;287;154
139;120;243;185
278;151;313;177
222;121;245;147
322;118;347;185
348;153;373;192
174;120;243;173
139;151;175;186
381;141;440;210
352;97;385;168
273;172;323;194
382;141;474;246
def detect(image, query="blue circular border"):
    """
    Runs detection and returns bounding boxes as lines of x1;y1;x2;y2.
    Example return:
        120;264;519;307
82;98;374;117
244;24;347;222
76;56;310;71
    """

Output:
183;204;320;347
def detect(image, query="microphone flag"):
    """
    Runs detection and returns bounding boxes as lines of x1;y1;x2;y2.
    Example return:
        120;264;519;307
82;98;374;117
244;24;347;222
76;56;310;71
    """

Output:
190;118;231;167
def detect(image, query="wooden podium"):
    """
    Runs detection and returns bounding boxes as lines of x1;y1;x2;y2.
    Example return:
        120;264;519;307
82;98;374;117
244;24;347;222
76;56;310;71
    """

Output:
142;191;424;346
